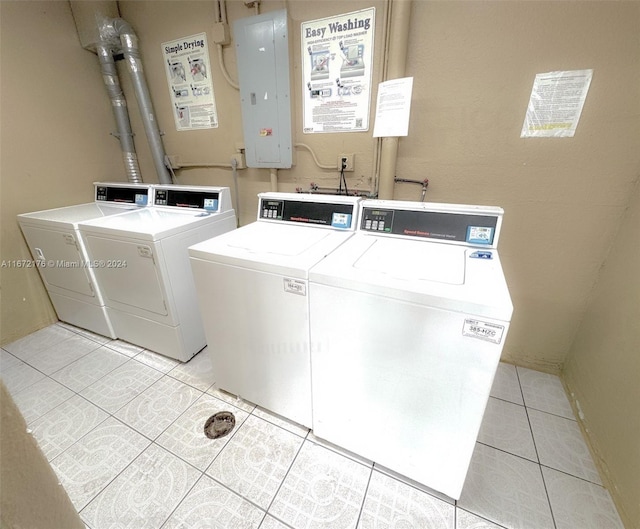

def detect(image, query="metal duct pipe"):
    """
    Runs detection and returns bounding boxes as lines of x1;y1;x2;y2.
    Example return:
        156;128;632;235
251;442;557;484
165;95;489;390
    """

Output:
103;18;172;184
97;43;142;184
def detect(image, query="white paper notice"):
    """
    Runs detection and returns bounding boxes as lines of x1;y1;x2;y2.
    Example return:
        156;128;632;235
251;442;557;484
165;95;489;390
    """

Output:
161;33;218;131
373;77;414;137
521;69;593;138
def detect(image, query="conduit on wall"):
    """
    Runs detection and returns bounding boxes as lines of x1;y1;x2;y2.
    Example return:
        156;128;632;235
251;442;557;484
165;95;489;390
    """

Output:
377;0;412;200
99;17;173;185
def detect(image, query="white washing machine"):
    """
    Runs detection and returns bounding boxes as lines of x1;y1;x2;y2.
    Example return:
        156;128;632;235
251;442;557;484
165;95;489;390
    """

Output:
188;192;361;427
309;200;513;499
78;185;236;361
17;183;152;338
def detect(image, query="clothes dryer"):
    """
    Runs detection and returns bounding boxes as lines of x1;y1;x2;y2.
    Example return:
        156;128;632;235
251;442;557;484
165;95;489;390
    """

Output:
308;200;513;499
188;192;361;427
78;185;236;360
17;183;152;337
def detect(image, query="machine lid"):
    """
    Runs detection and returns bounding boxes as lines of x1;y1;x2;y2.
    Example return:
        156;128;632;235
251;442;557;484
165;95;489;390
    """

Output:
227;222;333;256
309;233;513;320
354;238;465;284
17;202;138;228
188;221;355;278
78;207;234;240
257;192;361;230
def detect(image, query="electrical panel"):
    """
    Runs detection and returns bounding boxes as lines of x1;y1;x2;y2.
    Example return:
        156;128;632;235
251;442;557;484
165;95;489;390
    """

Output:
234;10;292;168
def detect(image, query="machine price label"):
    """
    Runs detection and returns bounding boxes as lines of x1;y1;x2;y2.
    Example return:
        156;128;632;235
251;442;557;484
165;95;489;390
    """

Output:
462;319;505;344
283;278;307;296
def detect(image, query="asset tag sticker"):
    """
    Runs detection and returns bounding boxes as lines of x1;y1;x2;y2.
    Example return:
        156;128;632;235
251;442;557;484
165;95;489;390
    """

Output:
284;278;307;296
462;319;505;344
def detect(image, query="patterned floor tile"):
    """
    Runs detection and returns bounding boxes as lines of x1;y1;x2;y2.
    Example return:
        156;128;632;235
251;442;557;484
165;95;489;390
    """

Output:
0;359;46;394
80;444;199;529
517;367;575;419
3;324;76;360
528;409;602;484
252;405;310;437
56;322;112;344
456;509;506;529
0;348;21;370
259;516;291;529
490;363;524;405
167;347;215;392
269;440;371;529
11;376;74;423
156;393;250;471
51;345;129;392
162;474;265;529
104;339;145;358
30;394;109;461
458;443;554;529
21;333;102;375
542;467;625;529
114;376;201;440
477;397;537;462
134;349;179;373
80;360;163;413
50;417;150;510
206;385;257;413
206;414;305;509
357;470;455;528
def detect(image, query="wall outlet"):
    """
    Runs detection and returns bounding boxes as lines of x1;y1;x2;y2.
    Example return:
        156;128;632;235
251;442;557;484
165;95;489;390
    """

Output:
339;153;355;172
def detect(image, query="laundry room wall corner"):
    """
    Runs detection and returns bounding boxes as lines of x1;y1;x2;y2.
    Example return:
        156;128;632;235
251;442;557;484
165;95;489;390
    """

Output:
1;1;127;345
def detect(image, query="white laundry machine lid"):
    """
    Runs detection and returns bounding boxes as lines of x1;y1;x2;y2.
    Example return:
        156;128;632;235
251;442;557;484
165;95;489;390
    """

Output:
310;234;513;321
78;207;235;241
189;221;355;278
354;237;465;284
17;202;140;230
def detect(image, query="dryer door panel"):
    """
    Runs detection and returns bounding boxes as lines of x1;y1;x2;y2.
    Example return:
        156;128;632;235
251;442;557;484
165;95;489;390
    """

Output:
84;235;168;316
20;226;95;297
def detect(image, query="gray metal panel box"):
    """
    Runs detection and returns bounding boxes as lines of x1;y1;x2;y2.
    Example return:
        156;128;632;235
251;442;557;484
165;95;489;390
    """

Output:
234;10;292;168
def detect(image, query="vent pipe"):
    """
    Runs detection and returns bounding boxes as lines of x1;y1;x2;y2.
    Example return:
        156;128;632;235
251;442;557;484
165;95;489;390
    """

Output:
97;43;142;183
99;18;173;184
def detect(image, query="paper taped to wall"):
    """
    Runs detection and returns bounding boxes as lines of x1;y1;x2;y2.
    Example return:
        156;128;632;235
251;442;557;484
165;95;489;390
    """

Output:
521;69;593;138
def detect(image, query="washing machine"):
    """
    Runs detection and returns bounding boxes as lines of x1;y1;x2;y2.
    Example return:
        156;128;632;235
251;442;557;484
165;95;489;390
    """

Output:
308;200;513;499
17;183;152;338
188;192;361;427
78;185;236;361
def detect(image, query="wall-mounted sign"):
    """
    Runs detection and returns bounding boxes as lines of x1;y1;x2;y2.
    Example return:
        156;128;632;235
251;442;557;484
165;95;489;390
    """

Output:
521;69;593;138
301;8;375;134
161;33;218;131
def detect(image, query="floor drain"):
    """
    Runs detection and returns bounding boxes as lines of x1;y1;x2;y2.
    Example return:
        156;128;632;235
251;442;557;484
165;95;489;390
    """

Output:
204;411;236;439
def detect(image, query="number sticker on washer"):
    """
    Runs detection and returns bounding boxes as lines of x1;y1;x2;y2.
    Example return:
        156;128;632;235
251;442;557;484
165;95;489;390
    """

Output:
462;319;505;344
283;278;307;296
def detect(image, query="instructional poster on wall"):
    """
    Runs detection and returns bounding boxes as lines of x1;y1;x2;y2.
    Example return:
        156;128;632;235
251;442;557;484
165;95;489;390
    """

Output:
521;69;593;138
301;8;375;133
161;33;219;131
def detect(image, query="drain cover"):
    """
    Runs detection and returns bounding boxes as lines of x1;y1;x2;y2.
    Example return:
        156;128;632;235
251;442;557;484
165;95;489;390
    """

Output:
204;411;236;439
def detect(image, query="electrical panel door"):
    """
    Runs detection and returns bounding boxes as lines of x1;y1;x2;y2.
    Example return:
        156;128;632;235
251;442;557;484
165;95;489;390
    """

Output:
235;10;292;168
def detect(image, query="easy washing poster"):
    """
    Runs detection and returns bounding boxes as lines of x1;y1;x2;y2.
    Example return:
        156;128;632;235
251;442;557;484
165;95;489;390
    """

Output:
301;8;375;134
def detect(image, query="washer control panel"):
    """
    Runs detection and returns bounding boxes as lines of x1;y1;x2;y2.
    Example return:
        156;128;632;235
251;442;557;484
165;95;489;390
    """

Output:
360;206;500;246
154;188;219;212
95;184;150;206
260;198;355;229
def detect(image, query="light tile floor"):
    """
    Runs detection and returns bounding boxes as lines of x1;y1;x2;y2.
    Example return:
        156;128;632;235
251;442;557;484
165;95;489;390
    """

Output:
1;323;626;529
